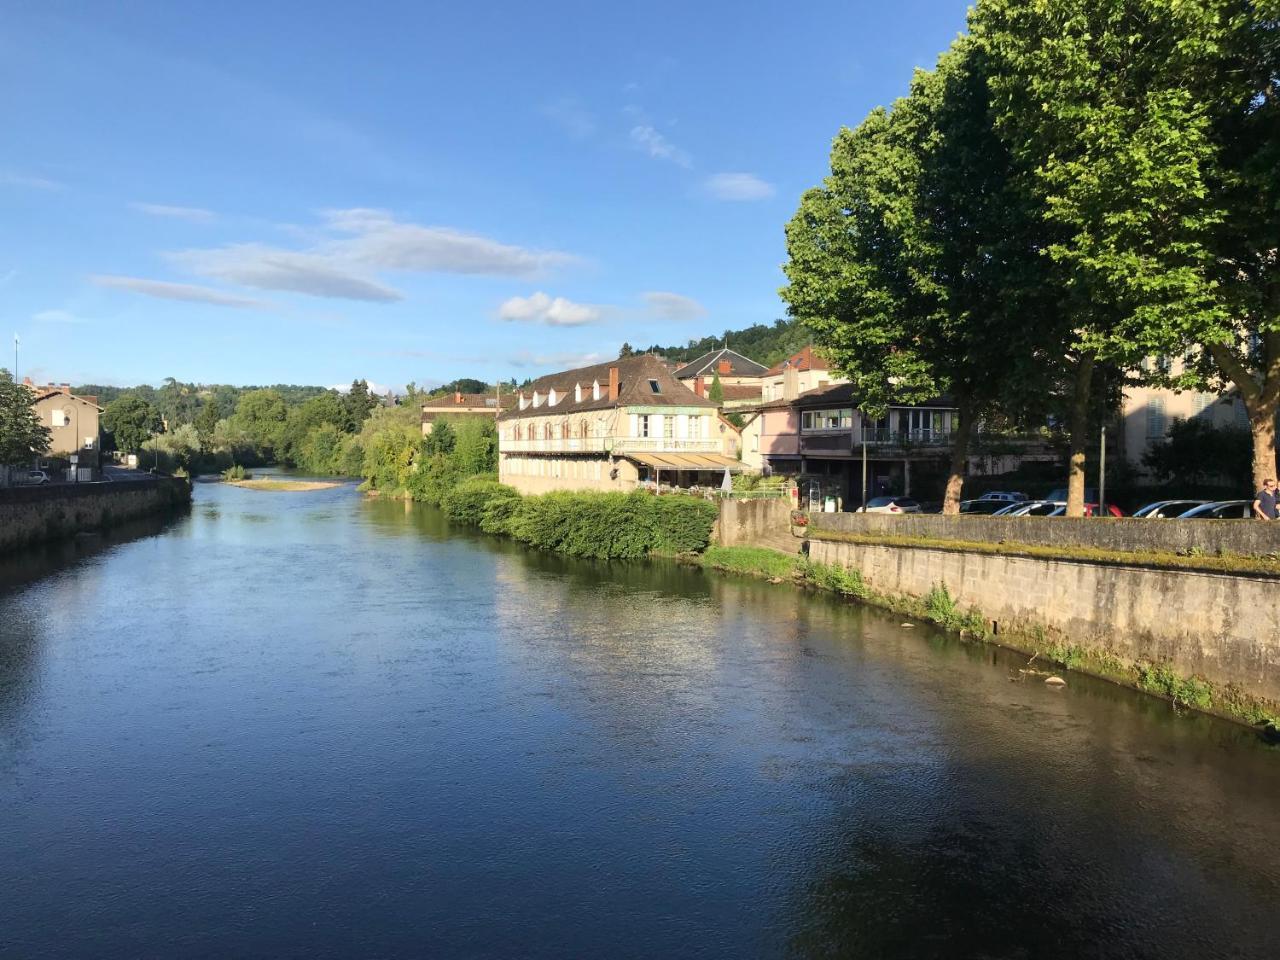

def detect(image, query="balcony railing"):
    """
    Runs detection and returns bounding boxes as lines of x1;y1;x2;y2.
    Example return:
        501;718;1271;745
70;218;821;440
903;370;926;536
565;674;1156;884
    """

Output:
860;428;953;445
500;436;721;455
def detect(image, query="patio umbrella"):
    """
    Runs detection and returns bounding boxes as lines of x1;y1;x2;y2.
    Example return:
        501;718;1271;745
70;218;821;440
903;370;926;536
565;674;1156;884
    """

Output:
720;467;733;493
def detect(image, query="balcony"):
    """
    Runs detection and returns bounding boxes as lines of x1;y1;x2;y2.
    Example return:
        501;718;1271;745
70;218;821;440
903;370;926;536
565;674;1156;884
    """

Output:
501;436;721;455
798;428;955;456
860;428;952;446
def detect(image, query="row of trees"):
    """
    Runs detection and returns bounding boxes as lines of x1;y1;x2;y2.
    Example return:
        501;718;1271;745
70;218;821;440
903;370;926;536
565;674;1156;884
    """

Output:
624;319;812;368
782;0;1279;514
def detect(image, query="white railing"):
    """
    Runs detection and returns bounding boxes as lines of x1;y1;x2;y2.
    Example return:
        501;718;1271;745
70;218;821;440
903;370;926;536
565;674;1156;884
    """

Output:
499;436;722;455
501;437;613;453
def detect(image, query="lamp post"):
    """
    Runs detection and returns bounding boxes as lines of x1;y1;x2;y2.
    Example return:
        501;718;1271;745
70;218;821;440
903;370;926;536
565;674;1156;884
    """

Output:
1099;424;1107;517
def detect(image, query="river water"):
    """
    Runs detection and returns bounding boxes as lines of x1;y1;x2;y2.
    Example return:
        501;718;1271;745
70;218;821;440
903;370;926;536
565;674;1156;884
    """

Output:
1;481;1278;959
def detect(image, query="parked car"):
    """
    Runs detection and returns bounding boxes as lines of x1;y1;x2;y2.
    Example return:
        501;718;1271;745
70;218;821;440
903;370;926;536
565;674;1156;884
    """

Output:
1176;500;1252;519
995;500;1064;517
864;496;921;514
959;499;1012;515
20;469;50;485
1133;499;1210;519
1047;503;1125;517
917;501;944;514
976;491;1029;503
1047;487;1097;503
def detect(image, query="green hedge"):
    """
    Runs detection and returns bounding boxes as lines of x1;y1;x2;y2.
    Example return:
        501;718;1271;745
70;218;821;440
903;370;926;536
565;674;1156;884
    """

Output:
439;481;719;560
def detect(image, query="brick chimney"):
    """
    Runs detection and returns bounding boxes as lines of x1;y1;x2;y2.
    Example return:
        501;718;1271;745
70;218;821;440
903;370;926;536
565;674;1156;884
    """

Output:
61;384;71;395
454;391;462;404
718;359;732;375
693;379;706;398
608;366;620;401
22;376;33;386
783;362;800;401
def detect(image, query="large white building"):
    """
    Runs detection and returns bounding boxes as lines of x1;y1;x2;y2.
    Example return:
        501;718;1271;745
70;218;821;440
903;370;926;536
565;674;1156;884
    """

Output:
498;354;743;495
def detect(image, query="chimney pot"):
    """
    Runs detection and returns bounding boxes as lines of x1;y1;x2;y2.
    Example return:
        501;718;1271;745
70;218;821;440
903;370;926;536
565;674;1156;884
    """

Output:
718;359;732;375
61;384;71;395
608;366;620;401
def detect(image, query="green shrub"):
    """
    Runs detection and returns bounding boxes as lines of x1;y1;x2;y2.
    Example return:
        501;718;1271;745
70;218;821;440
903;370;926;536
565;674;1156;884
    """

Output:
1138;661;1214;709
441;478;518;526
922;583;987;635
798;559;867;597
650;496;719;554
221;464;250;481
480;493;523;536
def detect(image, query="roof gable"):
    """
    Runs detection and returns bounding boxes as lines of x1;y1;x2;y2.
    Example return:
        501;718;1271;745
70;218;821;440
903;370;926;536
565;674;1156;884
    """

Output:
672;347;768;379
500;354;716;419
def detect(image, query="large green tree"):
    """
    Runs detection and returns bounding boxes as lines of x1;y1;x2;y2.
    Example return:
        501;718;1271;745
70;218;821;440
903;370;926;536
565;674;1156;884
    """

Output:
0;368;51;465
102;395;163;454
783;39;1050;512
231;389;289;458
973;0;1280;494
343;379;377;432
280;391;349;465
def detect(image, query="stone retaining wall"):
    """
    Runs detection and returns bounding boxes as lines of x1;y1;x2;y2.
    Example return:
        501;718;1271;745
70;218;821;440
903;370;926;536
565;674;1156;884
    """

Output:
811;511;1280;557
0;478;192;553
717;498;800;554
809;537;1280;703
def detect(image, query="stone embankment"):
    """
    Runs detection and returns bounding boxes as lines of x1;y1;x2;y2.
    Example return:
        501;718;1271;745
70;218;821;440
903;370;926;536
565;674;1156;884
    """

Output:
0;477;192;553
719;501;1280;714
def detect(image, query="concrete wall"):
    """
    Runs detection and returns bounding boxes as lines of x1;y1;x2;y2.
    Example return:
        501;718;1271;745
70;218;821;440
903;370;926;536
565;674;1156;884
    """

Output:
809;537;1280;702
0;478;191;553
717;498;800;554
811;511;1280;557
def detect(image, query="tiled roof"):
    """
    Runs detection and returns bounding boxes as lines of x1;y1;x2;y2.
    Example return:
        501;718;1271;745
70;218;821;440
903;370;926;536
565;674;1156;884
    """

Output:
792;382;955;409
672;348;768;379
421;392;507;410
766;345;830;376
720;384;763;402
499;354;716;420
30;387;103;411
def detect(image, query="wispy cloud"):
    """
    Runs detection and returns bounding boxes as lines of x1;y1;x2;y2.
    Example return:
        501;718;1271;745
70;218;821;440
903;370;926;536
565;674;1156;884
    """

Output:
33;309;90;324
168;245;403;303
629;125;691;168
508;350;607;369
166;209;576;302
90;274;266;308
643;291;707;321
132;202;216;223
498;291;605;327
704;172;775;201
1;170;63;190
540;97;595;139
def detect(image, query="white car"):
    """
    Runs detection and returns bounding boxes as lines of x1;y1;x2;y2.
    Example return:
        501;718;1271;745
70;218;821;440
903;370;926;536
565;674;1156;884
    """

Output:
994;500;1064;517
21;469;51;485
863;496;921;514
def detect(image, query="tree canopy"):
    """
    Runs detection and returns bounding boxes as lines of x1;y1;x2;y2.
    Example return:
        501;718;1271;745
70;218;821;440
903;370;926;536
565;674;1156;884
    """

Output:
0;368;51;465
102;395;162;454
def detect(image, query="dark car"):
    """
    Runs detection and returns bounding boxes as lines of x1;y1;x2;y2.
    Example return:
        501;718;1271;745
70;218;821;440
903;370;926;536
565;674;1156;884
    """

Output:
1176;500;1252;519
959;499;1009;515
1133;499;1210;518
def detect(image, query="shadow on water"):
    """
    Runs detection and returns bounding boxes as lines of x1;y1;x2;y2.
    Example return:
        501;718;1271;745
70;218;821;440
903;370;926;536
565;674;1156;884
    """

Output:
0;507;190;597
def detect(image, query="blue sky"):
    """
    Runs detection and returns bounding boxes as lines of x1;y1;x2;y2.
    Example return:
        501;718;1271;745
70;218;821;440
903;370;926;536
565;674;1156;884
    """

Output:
2;0;971;390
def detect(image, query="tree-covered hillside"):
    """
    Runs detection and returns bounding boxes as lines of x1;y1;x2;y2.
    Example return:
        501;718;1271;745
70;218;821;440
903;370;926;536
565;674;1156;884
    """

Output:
629;319;811;369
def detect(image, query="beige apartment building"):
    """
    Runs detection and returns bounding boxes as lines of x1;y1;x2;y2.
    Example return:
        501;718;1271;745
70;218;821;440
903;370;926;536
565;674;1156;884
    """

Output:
498;354;743;495
26;380;103;476
1119;358;1250;473
421;391;505;436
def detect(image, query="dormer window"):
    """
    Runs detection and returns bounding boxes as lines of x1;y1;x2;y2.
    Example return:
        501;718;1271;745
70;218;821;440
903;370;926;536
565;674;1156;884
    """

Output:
648;379;661;394
518;392;528;411
532;390;542;407
592;380;601;400
575;383;582;402
549;388;559;407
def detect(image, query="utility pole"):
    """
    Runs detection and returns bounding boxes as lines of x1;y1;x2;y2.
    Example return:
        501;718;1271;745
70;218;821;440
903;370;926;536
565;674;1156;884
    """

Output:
1099;424;1107;518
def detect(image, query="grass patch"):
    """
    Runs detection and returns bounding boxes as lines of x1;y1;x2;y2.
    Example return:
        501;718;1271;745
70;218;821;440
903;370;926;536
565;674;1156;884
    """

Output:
807;529;1280;579
702;545;800;579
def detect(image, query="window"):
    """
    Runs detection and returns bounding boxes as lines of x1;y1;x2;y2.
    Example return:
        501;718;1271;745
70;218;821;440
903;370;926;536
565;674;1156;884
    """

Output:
1146;397;1167;438
638;415;651;438
592;380;601;400
575;383;582;402
663;415;675;441
648;379;661;394
801;408;853;431
1193;394;1212;416
51;409;69;427
689;416;703;440
1156;355;1172;375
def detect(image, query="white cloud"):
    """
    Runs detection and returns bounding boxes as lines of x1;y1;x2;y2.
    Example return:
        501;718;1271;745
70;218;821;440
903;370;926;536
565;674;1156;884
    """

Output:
629;125;692;167
704;172;775;201
133;202;216;223
330;380;395;396
643;291;707;321
90;274;266;308
508;350;607;369
540;97;595;139
168;244;403;302
164;209;576;302
0;171;62;190
498;291;604;327
33;309;89;324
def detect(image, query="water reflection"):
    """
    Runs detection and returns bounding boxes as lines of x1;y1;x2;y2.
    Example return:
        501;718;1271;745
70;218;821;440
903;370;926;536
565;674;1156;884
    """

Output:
0;485;1277;959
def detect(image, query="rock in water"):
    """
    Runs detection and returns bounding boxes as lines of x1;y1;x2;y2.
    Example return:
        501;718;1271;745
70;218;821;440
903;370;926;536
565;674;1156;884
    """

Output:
1045;676;1067;687
900;623;915;628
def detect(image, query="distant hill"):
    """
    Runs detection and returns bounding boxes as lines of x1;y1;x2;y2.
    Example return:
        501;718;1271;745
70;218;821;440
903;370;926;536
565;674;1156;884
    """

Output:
630;319;811;369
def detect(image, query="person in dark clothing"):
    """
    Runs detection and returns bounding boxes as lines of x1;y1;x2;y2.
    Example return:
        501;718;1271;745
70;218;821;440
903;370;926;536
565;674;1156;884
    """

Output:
1254;478;1279;520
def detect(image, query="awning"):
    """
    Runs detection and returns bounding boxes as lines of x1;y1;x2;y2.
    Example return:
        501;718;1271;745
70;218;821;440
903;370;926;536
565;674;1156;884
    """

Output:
626;453;745;472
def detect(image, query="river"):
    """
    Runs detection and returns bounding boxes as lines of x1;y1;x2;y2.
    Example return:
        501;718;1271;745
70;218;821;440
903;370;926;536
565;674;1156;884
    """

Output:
1;480;1278;959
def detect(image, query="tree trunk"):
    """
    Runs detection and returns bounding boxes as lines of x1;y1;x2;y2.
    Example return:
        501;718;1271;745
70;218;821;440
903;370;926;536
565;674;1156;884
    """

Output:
1248;395;1279;493
1067;354;1095;518
942;403;974;515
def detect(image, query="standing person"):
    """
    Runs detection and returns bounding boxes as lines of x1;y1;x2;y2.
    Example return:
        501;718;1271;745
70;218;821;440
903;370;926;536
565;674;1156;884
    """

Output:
1253;478;1279;520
